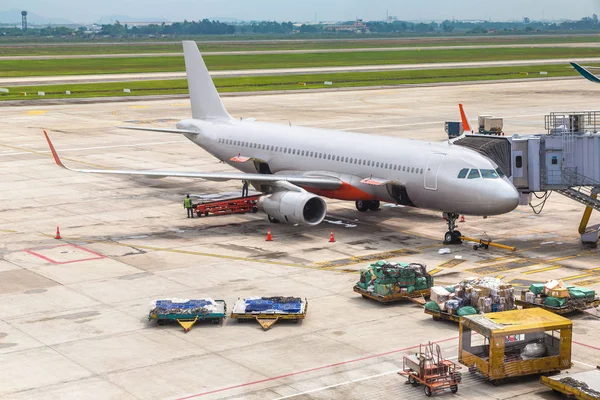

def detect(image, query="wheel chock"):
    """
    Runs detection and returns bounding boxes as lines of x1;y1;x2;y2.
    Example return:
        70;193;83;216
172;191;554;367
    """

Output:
256;317;279;331
177;317;198;333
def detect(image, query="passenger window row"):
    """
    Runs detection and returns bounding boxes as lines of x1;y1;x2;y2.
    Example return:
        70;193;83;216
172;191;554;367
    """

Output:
457;168;504;179
218;138;425;174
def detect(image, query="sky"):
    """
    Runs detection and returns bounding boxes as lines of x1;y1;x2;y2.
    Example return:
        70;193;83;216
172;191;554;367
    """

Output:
5;0;600;24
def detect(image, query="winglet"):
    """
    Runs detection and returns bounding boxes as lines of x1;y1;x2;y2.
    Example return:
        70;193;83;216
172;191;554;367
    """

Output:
459;104;473;133
570;62;600;84
43;131;66;169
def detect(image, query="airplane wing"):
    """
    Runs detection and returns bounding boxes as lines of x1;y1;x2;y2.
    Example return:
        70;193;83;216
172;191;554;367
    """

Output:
570;62;600;84
118;126;199;135
44;132;341;190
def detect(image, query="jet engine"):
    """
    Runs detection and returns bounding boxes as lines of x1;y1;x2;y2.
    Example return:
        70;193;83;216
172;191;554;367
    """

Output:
258;192;327;226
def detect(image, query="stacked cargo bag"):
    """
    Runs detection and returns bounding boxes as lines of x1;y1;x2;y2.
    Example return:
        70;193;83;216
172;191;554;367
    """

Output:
357;260;433;296
431;277;516;316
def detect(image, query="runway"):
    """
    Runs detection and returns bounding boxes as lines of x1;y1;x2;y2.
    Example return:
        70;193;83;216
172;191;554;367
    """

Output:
2;56;598;87
4;42;600;60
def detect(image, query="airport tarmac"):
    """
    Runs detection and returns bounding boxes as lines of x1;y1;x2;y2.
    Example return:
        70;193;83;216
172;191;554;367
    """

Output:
1;78;600;400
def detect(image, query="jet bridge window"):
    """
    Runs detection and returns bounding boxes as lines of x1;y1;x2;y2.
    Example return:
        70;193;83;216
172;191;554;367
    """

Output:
468;169;481;179
457;168;469;179
480;169;500;179
515;156;523;168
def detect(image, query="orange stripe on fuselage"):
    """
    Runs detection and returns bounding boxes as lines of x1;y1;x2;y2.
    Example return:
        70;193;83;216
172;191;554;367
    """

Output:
302;182;379;201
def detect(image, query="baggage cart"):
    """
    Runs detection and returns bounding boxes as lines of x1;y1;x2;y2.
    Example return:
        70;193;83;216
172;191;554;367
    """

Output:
354;285;430;305
459;309;572;385
516;293;600;315
424;308;461;323
194;195;260;217
398;341;462;397
540;369;600;400
230;297;308;330
149;299;227;332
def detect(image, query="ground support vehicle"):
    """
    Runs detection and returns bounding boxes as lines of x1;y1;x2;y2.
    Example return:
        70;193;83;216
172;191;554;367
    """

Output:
516;294;600;315
230;298;308;330
398;342;462;397
424;308;461;323
459;308;572;385
353;285;429;305
148;299;227;332
194;195;260;217
540;369;600;400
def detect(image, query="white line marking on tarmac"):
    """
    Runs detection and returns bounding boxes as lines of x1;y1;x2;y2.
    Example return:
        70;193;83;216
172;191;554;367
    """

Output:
272;370;400;400
0;140;188;157
273;356;459;399
573;360;596;368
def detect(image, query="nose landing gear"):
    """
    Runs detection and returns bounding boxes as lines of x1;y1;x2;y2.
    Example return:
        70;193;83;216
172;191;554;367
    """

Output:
443;212;463;245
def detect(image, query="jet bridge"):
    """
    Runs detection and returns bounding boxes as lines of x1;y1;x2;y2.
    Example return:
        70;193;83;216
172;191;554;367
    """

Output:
455;111;600;245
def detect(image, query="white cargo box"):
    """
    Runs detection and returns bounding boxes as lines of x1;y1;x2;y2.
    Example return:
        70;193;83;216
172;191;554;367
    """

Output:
484;117;503;132
478;115;492;129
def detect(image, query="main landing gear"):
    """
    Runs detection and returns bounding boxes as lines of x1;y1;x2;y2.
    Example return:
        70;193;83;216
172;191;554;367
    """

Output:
443;212;462;245
355;200;380;212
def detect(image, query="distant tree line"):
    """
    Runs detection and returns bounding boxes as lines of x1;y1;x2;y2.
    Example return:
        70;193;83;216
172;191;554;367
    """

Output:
2;15;600;37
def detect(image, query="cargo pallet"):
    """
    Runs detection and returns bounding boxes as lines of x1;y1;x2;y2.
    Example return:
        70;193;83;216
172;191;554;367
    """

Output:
149;300;227;332
540;369;600;400
230;298;308;330
194;195;260;217
424;308;461;323
353;285;430;305
515;297;600;315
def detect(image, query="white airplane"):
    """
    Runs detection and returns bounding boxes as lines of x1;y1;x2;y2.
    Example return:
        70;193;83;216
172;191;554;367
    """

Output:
44;41;519;244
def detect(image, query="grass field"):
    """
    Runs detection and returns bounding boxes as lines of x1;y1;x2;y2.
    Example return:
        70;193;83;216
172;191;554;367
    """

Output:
0;47;598;78
1;35;599;56
0;64;585;102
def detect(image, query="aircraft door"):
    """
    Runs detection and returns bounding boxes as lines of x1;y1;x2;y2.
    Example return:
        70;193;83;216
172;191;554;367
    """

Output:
424;153;446;190
545;150;562;185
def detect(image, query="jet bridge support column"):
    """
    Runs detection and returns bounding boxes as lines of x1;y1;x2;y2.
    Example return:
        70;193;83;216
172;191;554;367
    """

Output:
579;188;599;246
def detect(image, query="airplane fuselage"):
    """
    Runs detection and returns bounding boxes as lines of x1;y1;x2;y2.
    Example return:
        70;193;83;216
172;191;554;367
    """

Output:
177;118;520;217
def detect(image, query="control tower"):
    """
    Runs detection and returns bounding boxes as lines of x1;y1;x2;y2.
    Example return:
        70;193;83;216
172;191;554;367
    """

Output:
21;11;27;31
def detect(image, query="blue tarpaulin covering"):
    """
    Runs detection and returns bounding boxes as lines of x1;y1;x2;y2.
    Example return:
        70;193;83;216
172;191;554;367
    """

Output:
244;297;302;313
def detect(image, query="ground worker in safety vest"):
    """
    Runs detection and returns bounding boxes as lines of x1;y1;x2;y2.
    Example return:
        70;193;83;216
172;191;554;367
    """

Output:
184;194;194;218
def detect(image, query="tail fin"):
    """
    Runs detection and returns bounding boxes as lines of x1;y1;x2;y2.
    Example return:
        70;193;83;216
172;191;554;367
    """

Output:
570;62;600;84
182;41;231;120
459;103;473;133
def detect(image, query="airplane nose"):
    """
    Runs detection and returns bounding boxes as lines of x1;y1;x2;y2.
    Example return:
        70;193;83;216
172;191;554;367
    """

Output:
493;182;520;214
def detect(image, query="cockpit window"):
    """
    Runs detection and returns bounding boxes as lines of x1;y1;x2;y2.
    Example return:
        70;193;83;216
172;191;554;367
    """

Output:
480;169;500;179
457;168;469;179
496;168;505;178
467;169;481;179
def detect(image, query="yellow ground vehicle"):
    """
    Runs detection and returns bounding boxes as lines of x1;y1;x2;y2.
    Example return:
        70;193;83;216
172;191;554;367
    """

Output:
459;308;572;384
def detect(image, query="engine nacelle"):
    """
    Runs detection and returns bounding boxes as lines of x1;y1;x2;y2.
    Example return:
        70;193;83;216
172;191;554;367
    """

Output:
258;192;327;226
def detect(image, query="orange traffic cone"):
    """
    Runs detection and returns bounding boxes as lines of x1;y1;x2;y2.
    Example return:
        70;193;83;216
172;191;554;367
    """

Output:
55;226;62;239
265;228;273;241
459;215;466;223
329;229;336;243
